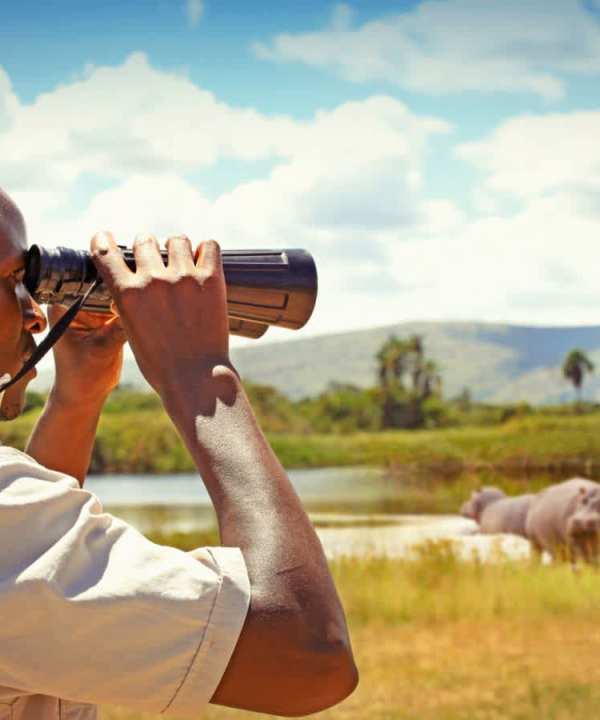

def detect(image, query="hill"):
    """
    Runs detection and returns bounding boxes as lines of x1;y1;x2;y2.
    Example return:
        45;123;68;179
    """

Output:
228;321;600;403
30;321;600;403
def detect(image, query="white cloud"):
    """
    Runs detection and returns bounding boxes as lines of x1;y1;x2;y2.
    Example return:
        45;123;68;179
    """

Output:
2;56;451;337
0;53;298;194
5;55;600;340
1;54;447;248
186;0;204;27
380;109;600;327
254;0;600;99
0;67;18;131
457;111;600;199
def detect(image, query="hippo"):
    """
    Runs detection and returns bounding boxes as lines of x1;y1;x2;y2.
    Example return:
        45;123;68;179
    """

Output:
565;484;600;563
460;487;505;522
525;478;600;562
460;486;535;539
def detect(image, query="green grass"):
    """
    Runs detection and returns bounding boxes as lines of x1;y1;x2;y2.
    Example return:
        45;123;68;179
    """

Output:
271;413;600;471
101;542;600;720
5;408;600;474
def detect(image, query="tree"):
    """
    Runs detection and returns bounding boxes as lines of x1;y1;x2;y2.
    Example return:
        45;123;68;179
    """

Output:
376;334;442;429
376;336;408;389
562;349;594;405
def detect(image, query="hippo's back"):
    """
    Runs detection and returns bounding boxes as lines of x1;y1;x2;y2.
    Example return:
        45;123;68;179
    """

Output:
525;478;599;551
479;494;536;537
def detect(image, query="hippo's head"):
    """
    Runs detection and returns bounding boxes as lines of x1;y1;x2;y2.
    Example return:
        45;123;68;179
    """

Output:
460;486;505;522
567;486;600;552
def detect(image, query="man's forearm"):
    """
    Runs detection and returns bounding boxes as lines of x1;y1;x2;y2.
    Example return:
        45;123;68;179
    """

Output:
164;364;331;570
25;390;106;485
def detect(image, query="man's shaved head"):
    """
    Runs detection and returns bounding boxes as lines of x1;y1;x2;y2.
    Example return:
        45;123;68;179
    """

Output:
0;189;26;245
0;188;47;419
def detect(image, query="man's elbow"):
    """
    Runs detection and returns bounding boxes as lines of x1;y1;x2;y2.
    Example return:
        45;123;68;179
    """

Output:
285;638;359;717
311;641;359;715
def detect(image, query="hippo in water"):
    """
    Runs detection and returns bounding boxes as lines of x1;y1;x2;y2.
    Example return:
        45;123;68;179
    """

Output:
525;478;600;562
460;486;536;539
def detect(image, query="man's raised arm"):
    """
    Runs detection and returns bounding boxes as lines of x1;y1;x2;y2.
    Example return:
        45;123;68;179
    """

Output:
91;232;358;717
25;307;125;485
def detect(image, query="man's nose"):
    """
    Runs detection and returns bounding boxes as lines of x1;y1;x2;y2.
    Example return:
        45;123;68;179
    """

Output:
22;296;47;335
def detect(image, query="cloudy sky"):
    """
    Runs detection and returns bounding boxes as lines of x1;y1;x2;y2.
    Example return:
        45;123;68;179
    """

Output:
2;0;600;345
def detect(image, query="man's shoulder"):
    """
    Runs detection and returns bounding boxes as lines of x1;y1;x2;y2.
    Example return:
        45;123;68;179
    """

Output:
0;445;37;465
0;445;78;493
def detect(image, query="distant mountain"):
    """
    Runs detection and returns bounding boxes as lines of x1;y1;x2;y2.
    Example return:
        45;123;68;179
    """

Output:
30;321;600;404
230;322;600;403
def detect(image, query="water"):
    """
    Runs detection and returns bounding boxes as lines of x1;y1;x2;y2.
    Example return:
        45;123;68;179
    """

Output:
87;466;391;508
87;466;396;535
86;467;533;561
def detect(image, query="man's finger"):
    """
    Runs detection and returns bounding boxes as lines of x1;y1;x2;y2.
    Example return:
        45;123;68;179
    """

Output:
166;235;194;273
91;232;131;294
133;233;164;275
195;239;222;277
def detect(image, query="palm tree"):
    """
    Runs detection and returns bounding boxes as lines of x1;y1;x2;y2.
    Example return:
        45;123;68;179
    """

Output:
376;336;408;428
562;349;594;405
376;335;441;428
421;359;442;398
376;336;407;390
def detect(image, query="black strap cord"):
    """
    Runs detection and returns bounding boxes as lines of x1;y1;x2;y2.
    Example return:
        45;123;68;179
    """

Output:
0;279;102;393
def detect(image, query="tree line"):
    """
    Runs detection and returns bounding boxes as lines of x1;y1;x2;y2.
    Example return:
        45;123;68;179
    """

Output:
23;338;598;434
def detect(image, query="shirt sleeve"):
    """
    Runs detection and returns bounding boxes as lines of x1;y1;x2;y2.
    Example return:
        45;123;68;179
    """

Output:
0;449;250;716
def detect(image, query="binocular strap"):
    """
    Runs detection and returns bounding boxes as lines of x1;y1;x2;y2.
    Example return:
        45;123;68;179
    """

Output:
0;279;102;394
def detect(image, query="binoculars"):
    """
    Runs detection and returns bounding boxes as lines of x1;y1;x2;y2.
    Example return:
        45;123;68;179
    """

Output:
24;245;318;339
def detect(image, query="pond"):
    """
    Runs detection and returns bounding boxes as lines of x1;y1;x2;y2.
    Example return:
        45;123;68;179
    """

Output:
88;465;407;537
86;466;535;561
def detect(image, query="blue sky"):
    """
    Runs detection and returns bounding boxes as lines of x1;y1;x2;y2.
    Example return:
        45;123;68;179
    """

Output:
4;1;412;106
2;0;600;341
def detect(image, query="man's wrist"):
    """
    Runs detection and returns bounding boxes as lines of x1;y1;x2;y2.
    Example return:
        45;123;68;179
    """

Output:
159;361;242;428
46;385;110;418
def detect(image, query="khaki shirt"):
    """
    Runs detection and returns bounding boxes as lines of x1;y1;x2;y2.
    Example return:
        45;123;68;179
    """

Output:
0;447;250;719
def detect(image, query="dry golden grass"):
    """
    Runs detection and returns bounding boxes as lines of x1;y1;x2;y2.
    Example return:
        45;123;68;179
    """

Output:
102;620;600;720
100;546;600;720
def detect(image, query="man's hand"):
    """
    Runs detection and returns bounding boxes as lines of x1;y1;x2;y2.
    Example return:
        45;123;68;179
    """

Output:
49;305;126;406
91;232;229;396
25;305;125;484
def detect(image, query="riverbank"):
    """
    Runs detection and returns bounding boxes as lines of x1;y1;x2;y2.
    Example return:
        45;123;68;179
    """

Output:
4;408;600;476
102;544;600;720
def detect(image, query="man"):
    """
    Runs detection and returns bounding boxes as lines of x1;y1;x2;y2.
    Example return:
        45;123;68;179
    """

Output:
0;187;358;719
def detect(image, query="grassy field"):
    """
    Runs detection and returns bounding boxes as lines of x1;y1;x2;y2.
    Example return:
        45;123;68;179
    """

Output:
267;413;600;473
5;407;600;474
99;542;600;720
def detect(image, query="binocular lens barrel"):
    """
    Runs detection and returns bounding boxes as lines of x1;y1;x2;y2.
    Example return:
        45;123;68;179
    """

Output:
24;245;318;339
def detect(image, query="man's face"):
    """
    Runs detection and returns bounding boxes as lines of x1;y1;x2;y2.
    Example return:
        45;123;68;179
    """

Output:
0;189;47;420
